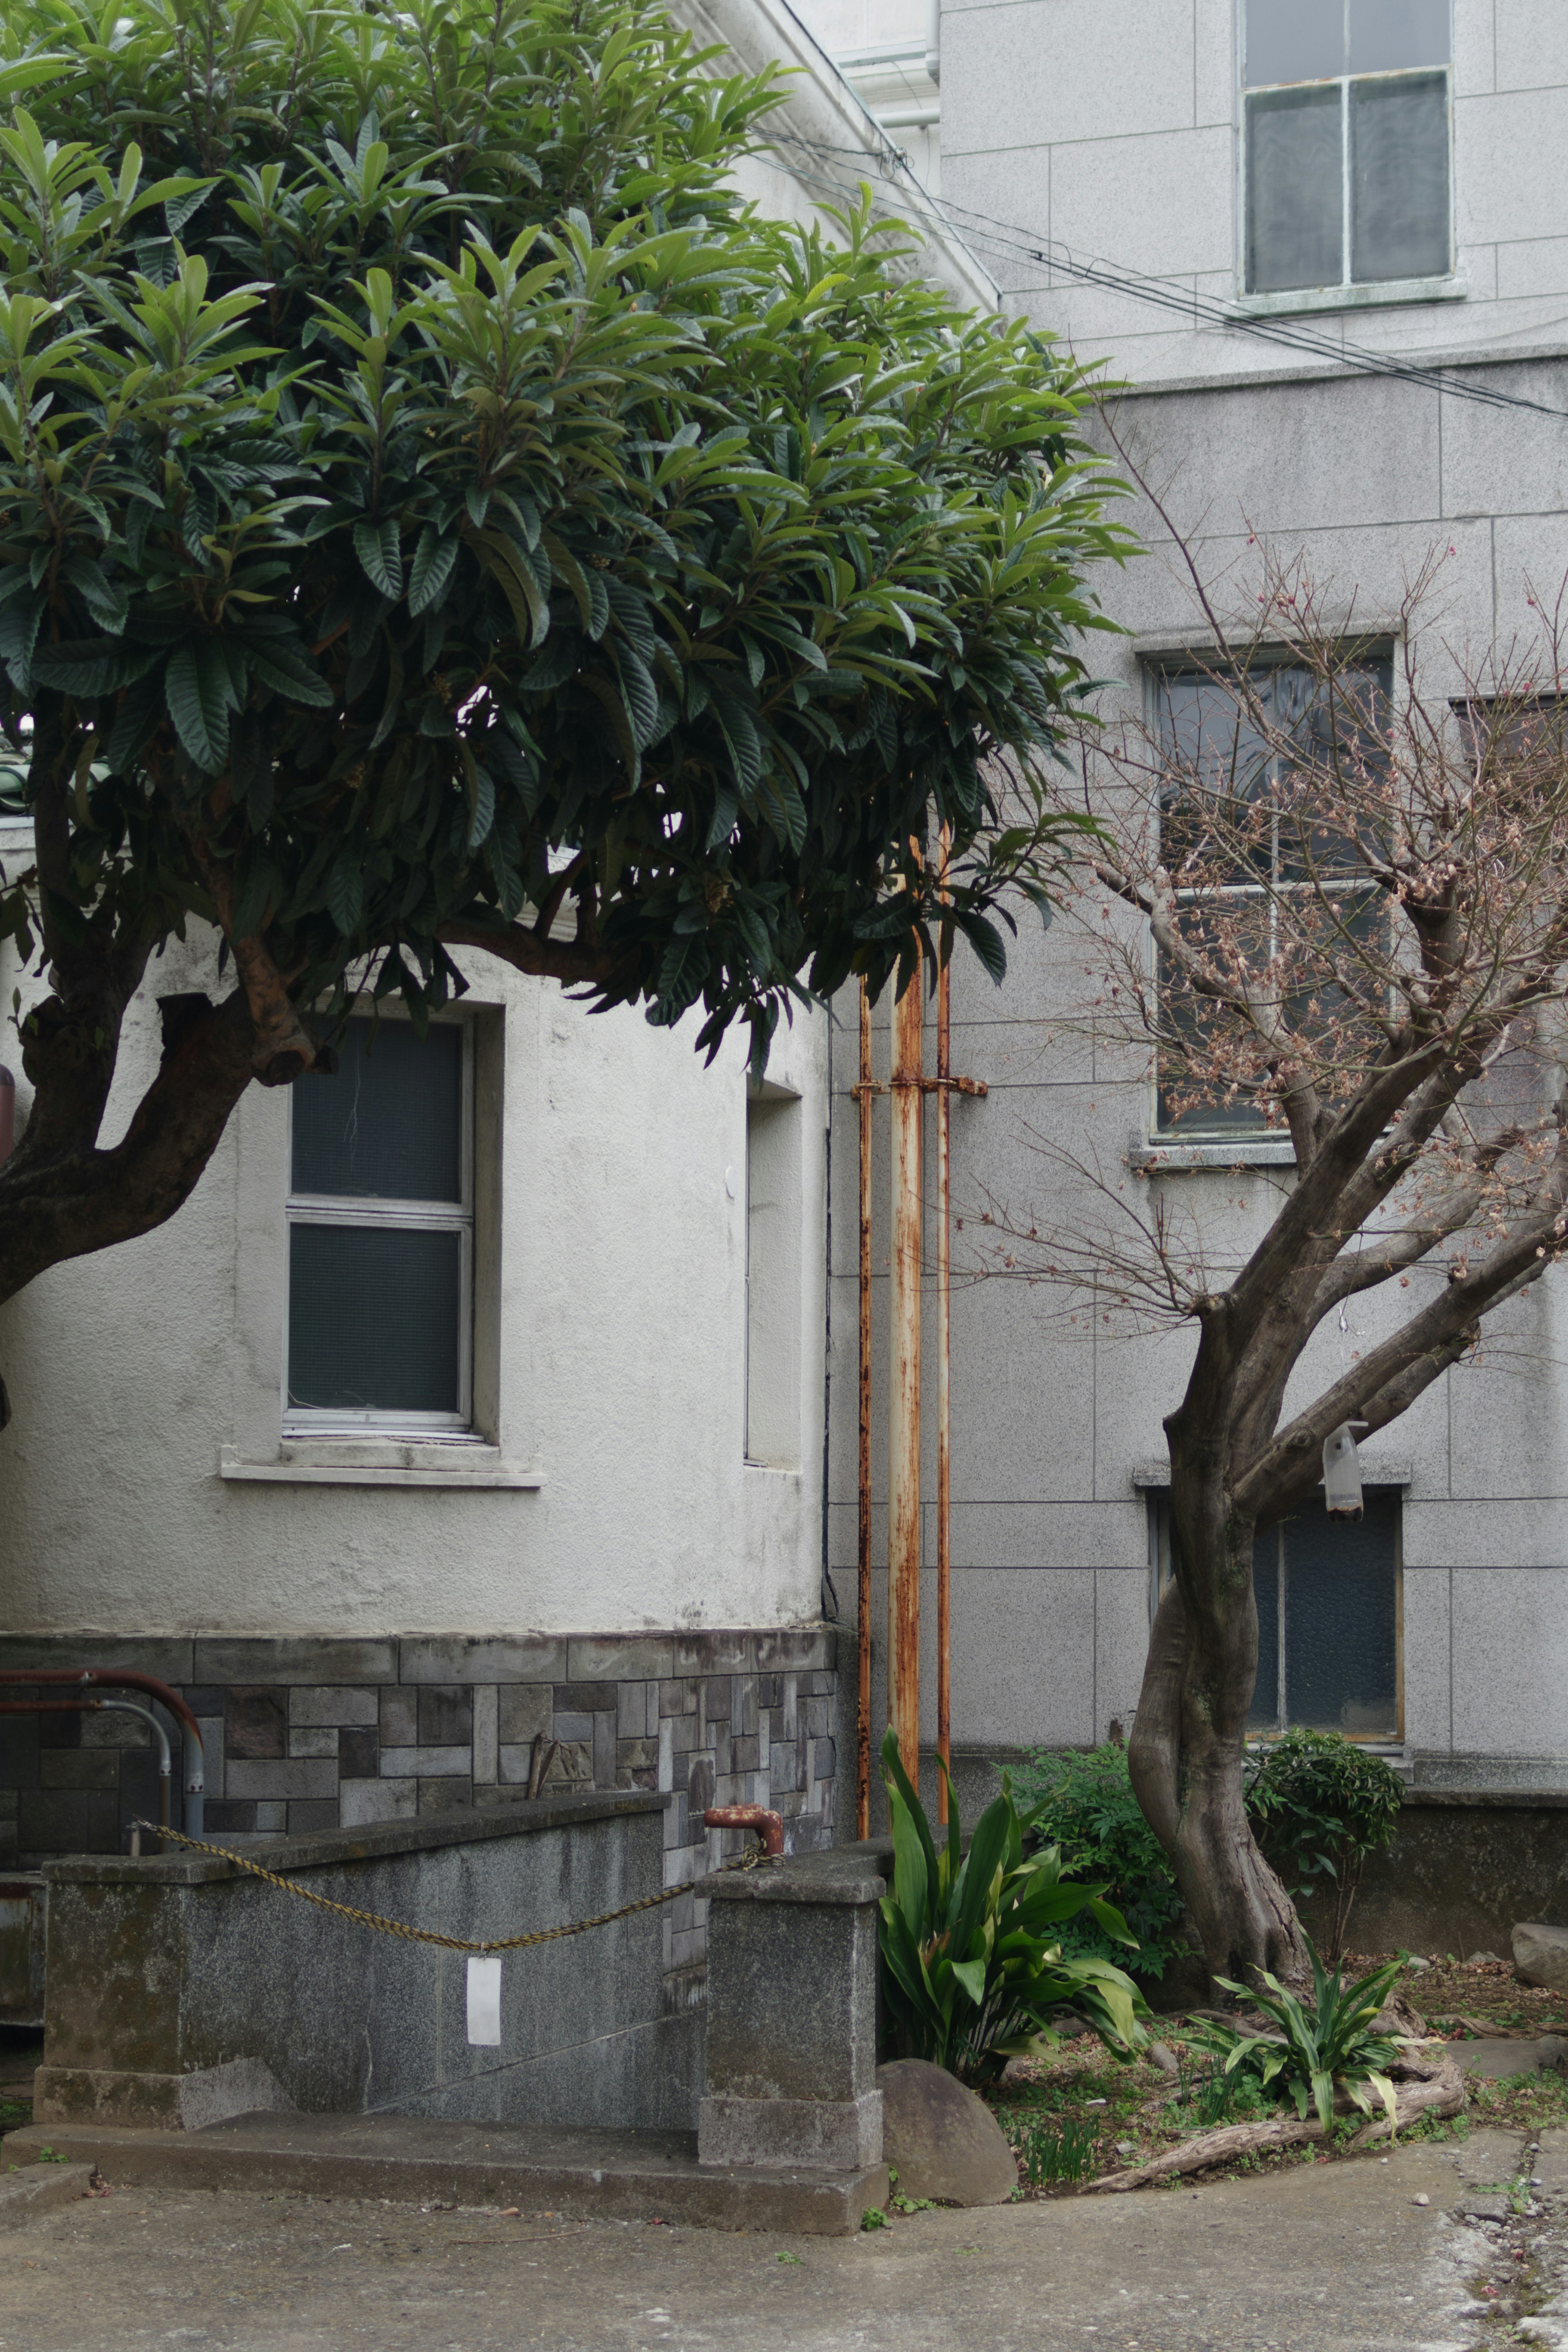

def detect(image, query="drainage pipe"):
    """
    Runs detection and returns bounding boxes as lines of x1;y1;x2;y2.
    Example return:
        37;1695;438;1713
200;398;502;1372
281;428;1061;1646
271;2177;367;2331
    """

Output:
855;976;874;1839
935;828;953;1825
0;1669;204;1836
887;946;924;1783
702;1804;784;1857
0;1696;171;1845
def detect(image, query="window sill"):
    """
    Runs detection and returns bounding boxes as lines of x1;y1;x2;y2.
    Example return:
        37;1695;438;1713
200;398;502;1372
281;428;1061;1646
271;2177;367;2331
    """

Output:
1131;1138;1298;1172
1132;1459;1411;1489
219;1443;545;1490
1232;274;1467;319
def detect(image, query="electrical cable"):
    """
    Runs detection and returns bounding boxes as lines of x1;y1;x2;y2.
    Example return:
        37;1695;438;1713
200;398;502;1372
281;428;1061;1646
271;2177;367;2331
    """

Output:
760;129;1568;424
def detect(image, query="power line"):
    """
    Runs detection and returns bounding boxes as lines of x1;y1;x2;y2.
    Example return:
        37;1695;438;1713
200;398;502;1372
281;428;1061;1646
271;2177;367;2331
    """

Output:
763;129;1568;424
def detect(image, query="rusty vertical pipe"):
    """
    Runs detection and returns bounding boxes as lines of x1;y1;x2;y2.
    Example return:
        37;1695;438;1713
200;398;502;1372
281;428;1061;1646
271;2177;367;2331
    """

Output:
935;829;953;1824
887;945;923;1782
856;978;873;1840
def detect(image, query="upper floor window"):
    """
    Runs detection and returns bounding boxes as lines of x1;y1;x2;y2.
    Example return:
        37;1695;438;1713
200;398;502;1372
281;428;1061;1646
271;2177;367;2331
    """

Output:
1153;655;1391;1137
286;1017;472;1430
1244;0;1452;297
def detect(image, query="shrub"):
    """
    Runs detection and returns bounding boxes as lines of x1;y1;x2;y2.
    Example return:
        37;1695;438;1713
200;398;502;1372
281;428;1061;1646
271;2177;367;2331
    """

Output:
1243;1730;1403;1964
1015;1731;1404;1977
1186;1939;1411;2131
1013;1742;1188;1980
876;1730;1149;2086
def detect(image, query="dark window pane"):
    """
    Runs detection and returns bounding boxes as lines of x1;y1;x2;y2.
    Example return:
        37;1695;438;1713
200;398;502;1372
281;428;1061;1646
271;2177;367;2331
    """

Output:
1247;86;1344;292
1351;73;1450;283
1247;0;1345;85
1349;0;1448;72
1281;1491;1400;1734
288;1224;462;1413
292;1019;462;1202
1250;1530;1281;1728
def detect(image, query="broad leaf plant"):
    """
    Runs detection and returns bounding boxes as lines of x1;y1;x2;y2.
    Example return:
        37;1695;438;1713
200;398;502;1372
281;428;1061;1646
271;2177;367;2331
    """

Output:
878;1728;1149;2085
0;0;1128;1332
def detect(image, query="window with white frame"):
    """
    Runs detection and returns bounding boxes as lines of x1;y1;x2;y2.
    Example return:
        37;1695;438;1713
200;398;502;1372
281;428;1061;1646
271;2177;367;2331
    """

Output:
286;1016;472;1429
1152;1489;1401;1738
1153;655;1391;1137
1243;0;1452;297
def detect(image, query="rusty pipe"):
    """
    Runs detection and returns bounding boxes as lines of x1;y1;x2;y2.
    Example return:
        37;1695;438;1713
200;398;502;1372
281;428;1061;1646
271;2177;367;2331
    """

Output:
887;943;923;1784
0;1669;204;1836
0;1694;171;1849
935;827;953;1824
855;977;873;1839
702;1804;784;1857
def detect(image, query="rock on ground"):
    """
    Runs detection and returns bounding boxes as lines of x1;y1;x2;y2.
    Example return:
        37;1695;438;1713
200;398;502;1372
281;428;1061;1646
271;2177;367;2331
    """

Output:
1516;1923;1568;1992
876;2058;1018;2207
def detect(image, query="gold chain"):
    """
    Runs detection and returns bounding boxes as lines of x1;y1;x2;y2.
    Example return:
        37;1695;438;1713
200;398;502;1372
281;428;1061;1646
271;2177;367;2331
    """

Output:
130;1820;769;1953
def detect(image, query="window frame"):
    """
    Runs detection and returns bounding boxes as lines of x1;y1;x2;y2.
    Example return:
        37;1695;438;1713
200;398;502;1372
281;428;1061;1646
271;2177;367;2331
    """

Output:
1149;1487;1405;1747
282;1012;475;1437
1234;0;1459;315
1145;646;1393;1147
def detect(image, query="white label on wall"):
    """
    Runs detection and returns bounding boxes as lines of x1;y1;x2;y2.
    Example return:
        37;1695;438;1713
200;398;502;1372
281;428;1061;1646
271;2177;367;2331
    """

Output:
466;1955;503;2046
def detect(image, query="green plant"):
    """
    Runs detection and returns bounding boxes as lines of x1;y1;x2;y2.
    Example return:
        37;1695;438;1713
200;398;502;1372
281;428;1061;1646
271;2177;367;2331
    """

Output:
860;2206;888;2232
876;1728;1149;2087
1013;1741;1188;1980
1243;1731;1403;1963
0;0;1130;1336
1187;1938;1411;2133
1015;2113;1099;2187
1174;2047;1265;2128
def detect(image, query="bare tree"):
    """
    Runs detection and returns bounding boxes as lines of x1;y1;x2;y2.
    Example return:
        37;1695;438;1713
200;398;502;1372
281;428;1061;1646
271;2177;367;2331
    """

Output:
978;544;1568;1992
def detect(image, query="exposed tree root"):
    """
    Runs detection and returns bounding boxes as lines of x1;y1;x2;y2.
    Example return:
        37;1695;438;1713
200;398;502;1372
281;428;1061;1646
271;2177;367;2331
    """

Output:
1083;2054;1465;2194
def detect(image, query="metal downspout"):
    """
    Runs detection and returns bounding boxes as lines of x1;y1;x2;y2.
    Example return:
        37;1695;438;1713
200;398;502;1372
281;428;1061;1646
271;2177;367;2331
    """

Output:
0;1668;204;1836
935;830;953;1822
888;952;924;1781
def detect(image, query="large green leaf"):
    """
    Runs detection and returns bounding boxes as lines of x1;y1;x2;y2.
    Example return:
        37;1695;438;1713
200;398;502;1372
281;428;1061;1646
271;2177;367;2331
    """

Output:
164;640;232;772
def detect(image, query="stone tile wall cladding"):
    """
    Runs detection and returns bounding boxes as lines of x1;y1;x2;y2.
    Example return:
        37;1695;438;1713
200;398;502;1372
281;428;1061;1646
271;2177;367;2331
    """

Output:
0;1627;838;1989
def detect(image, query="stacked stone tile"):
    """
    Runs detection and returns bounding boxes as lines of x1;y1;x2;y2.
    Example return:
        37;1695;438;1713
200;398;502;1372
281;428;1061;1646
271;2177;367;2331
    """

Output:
0;1626;838;1987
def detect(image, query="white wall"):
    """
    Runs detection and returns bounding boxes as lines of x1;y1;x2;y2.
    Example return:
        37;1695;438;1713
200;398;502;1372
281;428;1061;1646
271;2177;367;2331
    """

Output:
0;870;830;1639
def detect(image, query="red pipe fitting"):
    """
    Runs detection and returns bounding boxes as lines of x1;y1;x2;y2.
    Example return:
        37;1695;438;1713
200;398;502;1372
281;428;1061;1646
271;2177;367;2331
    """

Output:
0;1668;204;1759
702;1804;784;1857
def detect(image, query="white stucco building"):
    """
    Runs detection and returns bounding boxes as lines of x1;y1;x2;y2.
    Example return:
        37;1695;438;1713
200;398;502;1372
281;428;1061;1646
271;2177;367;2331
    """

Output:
0;1;1003;1904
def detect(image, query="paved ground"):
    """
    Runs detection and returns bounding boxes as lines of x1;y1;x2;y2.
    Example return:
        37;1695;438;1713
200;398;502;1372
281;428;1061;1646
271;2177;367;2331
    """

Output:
6;2125;1568;2352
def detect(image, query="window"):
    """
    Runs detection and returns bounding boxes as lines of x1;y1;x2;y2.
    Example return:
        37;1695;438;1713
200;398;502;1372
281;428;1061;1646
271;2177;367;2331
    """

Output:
1153;655;1390;1137
744;1086;803;1469
286;1017;472;1429
1152;1490;1401;1738
1243;0;1452;297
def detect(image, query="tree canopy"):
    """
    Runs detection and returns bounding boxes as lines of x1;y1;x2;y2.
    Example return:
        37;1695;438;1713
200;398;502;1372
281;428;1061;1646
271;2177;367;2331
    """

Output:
0;0;1127;1316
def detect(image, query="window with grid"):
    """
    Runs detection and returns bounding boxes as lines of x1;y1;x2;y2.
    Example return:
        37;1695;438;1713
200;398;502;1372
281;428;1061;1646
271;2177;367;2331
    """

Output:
1243;0;1452;296
1152;1490;1401;1738
286;1017;472;1429
1154;657;1391;1137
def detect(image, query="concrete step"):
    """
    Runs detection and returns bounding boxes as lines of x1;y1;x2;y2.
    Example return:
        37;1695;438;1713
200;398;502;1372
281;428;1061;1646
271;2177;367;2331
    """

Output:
1;2113;888;2237
0;2160;97;2224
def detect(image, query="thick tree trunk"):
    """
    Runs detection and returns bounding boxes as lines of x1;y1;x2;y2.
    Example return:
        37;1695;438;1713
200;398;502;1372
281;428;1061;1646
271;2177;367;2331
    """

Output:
1129;1486;1310;1995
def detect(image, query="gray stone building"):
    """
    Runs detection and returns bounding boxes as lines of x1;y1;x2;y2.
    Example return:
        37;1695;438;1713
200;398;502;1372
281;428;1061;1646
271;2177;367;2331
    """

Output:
798;0;1568;1798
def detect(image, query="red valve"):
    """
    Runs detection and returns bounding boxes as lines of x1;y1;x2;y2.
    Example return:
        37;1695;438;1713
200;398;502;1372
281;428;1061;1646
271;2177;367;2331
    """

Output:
702;1804;784;1856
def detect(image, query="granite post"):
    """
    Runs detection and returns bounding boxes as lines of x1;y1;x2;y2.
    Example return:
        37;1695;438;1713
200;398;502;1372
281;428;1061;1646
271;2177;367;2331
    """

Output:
697;1850;885;2170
